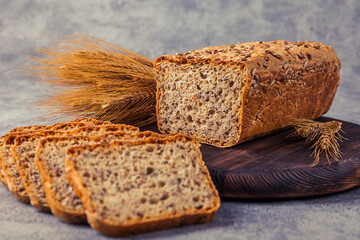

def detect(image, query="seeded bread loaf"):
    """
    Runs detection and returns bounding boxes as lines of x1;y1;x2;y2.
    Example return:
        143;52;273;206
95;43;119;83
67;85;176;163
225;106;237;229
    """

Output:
36;131;162;224
154;40;341;147
10;124;139;211
65;135;220;236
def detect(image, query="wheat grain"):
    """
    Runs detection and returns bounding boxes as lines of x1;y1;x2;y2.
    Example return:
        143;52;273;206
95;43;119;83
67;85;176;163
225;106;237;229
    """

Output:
291;119;345;166
22;34;156;127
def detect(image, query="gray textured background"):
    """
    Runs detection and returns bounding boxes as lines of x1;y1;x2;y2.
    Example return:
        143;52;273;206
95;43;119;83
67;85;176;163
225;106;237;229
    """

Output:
0;0;359;239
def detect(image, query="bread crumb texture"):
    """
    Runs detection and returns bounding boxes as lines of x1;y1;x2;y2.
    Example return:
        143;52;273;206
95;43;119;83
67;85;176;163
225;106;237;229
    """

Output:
66;137;219;226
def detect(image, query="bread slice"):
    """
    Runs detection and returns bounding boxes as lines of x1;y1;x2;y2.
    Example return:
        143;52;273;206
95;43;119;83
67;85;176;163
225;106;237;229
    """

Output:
65;135;220;236
36;131;163;224
0;134;30;203
154;40;340;147
0;119;116;204
11;132;65;211
10;124;139;212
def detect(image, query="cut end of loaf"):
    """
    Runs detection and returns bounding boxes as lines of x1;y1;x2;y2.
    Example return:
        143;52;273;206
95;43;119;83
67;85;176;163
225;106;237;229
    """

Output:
156;62;247;147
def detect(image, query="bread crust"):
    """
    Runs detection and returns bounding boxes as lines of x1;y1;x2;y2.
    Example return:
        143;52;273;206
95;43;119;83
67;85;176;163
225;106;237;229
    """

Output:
64;124;139;135
65;134;220;236
154;40;341;147
8;118;111;134
0;137;8;188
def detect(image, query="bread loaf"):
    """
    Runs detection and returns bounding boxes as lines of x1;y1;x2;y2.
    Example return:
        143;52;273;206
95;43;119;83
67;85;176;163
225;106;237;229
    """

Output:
65;135;220;236
154;40;341;147
36;131;162;223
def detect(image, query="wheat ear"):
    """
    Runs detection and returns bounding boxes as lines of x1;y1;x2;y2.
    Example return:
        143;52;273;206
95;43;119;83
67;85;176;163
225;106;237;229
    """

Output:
22;34;156;126
291;119;346;166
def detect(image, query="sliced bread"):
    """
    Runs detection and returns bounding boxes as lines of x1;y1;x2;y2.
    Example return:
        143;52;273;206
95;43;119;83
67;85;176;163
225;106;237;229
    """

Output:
11;124;139;212
11;131;64;211
65;124;139;136
1;134;31;203
8;118;111;134
65;135;220;236
36;131;163;224
0;136;9;188
0;118;111;192
0;119;121;204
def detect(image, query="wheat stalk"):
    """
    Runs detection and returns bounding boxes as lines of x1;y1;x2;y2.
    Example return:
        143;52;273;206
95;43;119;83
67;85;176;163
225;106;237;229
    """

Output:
22;34;156;126
290;119;346;166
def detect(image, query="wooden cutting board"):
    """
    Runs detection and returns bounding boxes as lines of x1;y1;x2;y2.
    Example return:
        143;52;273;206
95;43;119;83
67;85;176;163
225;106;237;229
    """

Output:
142;117;360;199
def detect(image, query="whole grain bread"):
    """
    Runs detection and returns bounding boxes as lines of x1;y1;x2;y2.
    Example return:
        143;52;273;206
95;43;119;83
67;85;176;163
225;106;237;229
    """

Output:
0;119;116;204
65;135;220;236
0;136;9;188
9;123;139;211
11;132;66;211
154;40;341;147
35;131;161;223
8;118;111;134
1;134;30;203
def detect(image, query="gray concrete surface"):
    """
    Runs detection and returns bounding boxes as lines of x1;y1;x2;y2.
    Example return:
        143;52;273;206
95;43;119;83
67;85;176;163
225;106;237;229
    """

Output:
0;0;359;239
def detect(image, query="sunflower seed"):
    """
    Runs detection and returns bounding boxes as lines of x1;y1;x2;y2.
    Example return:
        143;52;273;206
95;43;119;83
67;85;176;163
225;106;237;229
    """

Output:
254;74;260;82
297;52;305;60
303;61;308;69
250;68;257;76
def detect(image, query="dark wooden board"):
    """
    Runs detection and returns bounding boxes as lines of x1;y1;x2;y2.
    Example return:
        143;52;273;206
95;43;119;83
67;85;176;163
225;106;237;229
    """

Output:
142;117;360;199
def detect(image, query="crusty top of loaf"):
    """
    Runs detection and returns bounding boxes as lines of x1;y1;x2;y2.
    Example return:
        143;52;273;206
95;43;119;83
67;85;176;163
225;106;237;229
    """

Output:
154;40;338;68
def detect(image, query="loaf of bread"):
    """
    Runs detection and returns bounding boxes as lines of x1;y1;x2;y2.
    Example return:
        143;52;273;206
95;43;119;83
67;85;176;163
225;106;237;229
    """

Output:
154;40;341;147
65;135;220;236
9;124;138;211
36;131;163;224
